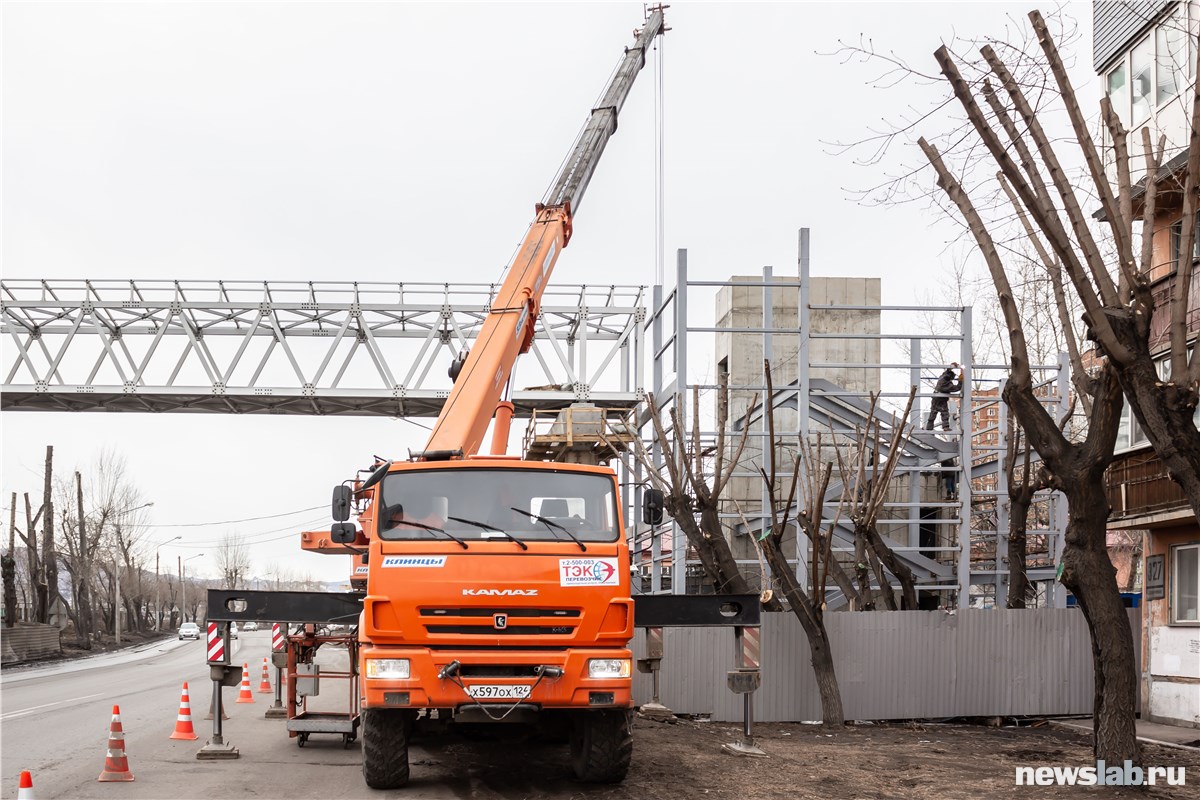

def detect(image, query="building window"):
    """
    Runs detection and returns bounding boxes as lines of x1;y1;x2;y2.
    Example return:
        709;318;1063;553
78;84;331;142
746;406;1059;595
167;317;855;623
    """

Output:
1171;542;1199;624
1131;35;1155;122
1169;212;1200;271
1104;5;1196;127
1115;403;1150;451
1157;5;1195;105
1108;61;1129;124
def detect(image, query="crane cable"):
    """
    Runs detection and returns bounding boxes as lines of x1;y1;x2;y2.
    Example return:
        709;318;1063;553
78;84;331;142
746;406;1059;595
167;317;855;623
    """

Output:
653;21;665;288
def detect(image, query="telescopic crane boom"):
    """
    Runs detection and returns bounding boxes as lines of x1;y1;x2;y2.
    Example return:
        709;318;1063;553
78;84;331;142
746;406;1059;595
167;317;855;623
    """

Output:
421;8;665;459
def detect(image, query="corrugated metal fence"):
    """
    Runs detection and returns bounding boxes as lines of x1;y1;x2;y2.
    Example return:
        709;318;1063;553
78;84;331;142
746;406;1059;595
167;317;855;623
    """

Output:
633;609;1139;722
0;623;63;663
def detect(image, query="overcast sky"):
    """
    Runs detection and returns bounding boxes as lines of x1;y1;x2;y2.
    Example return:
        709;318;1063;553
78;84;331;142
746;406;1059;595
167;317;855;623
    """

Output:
2;1;1097;583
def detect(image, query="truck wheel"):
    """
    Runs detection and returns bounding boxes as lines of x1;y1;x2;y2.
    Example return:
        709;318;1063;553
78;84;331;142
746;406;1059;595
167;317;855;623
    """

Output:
362;709;412;789
569;710;633;783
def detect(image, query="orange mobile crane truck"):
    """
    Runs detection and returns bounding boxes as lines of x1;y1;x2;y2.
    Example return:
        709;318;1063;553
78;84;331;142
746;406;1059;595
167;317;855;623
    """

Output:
203;7;759;790
337;9;663;788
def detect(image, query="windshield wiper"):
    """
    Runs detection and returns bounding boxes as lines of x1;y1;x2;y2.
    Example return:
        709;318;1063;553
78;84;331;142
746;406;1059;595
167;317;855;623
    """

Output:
390;519;468;550
510;507;587;552
447;514;528;550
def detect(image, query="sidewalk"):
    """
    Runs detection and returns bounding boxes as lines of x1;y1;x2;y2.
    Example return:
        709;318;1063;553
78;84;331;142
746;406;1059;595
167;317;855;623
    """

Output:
1051;717;1200;751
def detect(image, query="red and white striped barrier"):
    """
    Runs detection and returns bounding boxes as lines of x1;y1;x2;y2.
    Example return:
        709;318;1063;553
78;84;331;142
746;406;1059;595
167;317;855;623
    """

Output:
739;626;761;670
271;623;284;652
207;622;225;664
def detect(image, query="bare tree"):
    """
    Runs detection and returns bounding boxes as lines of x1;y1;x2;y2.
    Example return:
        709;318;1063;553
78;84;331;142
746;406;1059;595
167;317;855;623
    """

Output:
914;11;1147;760
737;363;854;724
215;532;251;590
48;450;152;643
828;388;921;611
632;377;759;597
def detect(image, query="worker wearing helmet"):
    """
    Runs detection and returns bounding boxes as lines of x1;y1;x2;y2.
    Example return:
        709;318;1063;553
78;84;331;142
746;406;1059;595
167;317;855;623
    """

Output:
925;362;962;431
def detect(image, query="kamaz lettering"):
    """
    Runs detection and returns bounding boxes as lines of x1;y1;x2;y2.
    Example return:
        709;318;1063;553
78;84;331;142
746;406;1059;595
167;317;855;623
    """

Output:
462;588;539;596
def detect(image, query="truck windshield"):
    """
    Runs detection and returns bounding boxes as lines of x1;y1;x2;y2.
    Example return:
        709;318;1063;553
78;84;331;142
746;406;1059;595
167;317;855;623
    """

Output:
377;469;619;543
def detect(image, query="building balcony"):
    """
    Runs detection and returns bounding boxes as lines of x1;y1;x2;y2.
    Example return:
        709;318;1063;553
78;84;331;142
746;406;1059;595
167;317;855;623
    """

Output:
1106;447;1191;524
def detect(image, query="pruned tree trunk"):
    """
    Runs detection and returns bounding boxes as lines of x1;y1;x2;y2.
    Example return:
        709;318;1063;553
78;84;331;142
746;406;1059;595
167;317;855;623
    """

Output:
1059;476;1139;764
75;472;93;646
4;494;17;627
40;445;58;625
1006;491;1031;609
862;522;918;609
760;541;844;726
1;553;16;628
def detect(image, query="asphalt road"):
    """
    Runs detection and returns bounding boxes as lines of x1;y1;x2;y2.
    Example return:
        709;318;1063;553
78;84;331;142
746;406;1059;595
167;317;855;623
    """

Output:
1;632;633;800
0;631;385;800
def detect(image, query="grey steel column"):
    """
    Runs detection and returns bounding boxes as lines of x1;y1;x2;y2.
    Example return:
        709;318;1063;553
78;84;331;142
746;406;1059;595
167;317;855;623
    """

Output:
797;231;812;589
996;382;1010;609
762;266;775;587
672;249;688;595
957;307;973;609
651;282;664;595
909;337;922;550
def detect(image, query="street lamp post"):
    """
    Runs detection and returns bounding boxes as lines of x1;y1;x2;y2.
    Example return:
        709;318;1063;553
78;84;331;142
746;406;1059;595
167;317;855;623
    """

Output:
154;536;182;630
180;554;204;624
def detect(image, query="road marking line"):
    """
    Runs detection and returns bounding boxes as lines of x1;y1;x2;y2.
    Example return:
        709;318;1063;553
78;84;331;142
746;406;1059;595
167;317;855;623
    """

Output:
2;692;104;720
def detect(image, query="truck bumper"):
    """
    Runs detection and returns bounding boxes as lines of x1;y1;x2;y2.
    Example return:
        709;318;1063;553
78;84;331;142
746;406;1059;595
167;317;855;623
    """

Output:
360;646;633;711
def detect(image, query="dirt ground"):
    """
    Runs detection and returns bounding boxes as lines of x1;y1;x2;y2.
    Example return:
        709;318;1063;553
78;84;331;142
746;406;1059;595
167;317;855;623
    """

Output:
411;714;1198;800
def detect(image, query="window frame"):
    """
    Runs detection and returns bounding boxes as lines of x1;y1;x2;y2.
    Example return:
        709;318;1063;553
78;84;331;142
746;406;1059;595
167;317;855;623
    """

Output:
1169;541;1200;626
1169;211;1200;272
1102;5;1197;132
1130;33;1155;126
1107;60;1130;125
1155;3;1195;106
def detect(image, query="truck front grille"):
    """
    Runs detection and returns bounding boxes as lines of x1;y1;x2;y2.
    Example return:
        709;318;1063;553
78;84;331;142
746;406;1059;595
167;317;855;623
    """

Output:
425;624;576;636
420;607;579;618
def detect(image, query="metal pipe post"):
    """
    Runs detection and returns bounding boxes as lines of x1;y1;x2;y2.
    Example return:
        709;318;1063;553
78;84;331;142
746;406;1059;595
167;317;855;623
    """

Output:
672;249;688;594
797;230;812;588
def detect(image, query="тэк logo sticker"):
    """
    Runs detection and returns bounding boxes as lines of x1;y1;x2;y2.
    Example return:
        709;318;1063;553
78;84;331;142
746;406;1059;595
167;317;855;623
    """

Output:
559;558;619;586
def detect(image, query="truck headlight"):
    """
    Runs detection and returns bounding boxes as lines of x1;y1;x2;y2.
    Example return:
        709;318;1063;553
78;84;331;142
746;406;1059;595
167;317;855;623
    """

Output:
587;658;631;679
365;658;411;679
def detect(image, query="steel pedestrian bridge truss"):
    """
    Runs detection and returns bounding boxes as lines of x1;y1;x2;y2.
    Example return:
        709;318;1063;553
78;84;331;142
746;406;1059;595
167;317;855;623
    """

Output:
1;280;645;417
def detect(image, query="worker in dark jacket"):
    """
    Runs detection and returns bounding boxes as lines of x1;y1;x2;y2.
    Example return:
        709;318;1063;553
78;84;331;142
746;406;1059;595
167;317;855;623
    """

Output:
925;362;962;431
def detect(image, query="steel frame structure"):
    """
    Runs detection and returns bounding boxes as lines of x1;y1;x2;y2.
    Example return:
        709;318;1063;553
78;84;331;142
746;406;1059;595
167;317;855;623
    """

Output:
633;231;1069;608
2;241;1069;609
1;279;644;417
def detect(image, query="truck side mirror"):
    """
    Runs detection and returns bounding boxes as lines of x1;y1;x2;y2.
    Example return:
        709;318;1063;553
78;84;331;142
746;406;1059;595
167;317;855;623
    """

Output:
331;522;357;544
332;485;352;522
642;489;665;526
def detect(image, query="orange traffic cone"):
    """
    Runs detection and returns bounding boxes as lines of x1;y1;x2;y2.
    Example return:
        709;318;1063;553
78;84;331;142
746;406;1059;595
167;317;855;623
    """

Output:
17;770;34;800
98;705;135;782
258;657;272;693
235;662;255;703
170;681;198;740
